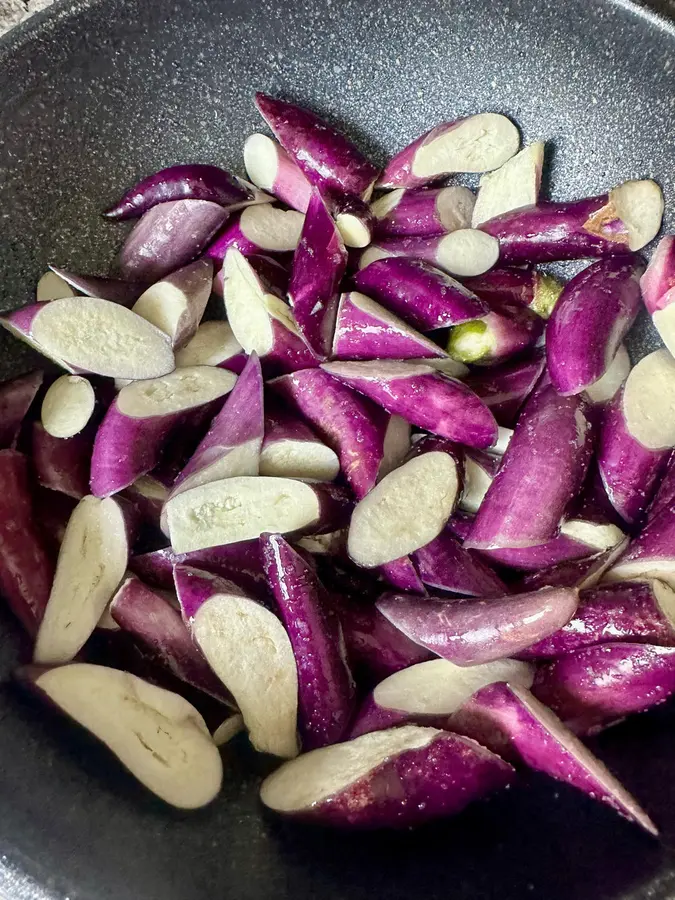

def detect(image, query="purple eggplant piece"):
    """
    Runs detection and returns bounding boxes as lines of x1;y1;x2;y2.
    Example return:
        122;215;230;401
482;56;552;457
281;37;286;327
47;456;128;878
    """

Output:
326;191;374;250
371;185;475;238
464;351;546;427
212;253;290;300
0;370;43;449
480;180;663;264
206;206;304;261
377;586;578;666
447;297;544;366
605;482;675;588
463;267;563;319
260;399;340;482
519;581;675;660
471;143;545;228
269;368;390;499
519;537;629;592
353;257;487;330
446;509;476;542
104;164;251;219
466;384;593;550
378;114;520;189
117;199;228;282
261;534;356;749
121;475;169;529
546;256;644;396
255;93;379;200
322;360;498;450
244;133;313;213
640;235;675;356
358;230;500;279
287;190;347;359
449;682;656;834
532;642;675;734
49;267;149;307
413;527;507;597
31;421;91;499
379;557;426;594
584;343;631;410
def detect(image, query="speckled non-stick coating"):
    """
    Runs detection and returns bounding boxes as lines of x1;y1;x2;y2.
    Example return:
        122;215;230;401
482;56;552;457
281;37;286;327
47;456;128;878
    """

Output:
1;1;675;899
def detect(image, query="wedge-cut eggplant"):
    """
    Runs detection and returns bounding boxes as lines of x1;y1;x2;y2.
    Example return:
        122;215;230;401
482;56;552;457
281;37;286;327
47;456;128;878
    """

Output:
471;143;545;227
36;270;77;302
358;230;500;278
604;485;675;588
48;267;150;307
21;663;223;809
379;556;426;594
32;421;92;499
463;268;563;319
244;133;313;212
447;298;543;366
207;205;305;260
641;235;675;355
371;185;475;237
0;370;43;448
260;401;340;482
464;351;546;426
584;344;631;406
174;320;247;372
260;725;514;828
131;259;213;349
122;475;169;528
33;496;129;664
519;538;629;592
174;565;299;758
413;527;507;597
41;375;95;439
459;450;499;514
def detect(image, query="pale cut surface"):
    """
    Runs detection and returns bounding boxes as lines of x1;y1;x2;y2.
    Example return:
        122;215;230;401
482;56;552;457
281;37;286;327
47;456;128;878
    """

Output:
412;114;520;178
324;359;435;381
260;725;438;812
117;366;236;418
370;189;403;219
37;271;77;302
437;229;500;277
41;374;96;438
374;658;535;716
560;519;625;550
610;179;664;251
348;292;445;357
471;142;544;227
223;249;275;354
460;456;493;514
34;497;128;664
622;349;675;449
378;415;412;482
166;476;321;553
652;305;675;359
437;185;476;231
175;321;243;367
489;426;514;457
31;297;175;379
178;439;262;494
212;713;245;747
424;356;469;378
240;205;304;251
358;245;392;269
336;212;371;249
133;475;169;502
605;560;675;589
296;530;347;555
260;440;340;481
132;282;189;341
35;664;222;809
584;344;631;404
348;451;460;567
192;593;299;758
654;579;675;628
244;133;280;191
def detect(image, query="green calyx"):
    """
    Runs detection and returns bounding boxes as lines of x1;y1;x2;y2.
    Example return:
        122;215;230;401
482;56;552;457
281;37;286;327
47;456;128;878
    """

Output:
532;273;564;318
446;319;492;364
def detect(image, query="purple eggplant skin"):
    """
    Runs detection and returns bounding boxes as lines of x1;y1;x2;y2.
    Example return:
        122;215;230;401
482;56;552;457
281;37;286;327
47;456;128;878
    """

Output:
379;557;426;594
260;534;356;749
259;726;514;829
448;298;544;366
464;351;546;427
255;93;379;200
117;199;228;282
110;575;232;704
519;538;629;592
376;587;579;666
104;164;251;219
641;235;675;316
546;256;644;396
173;564;249;623
371;186;475;238
287;190;347;359
49;267;149;307
532;642;675;735
463;268;563;318
31;421;91;499
519;581;675;660
446;509;476;542
604;497;675;588
465;384;593;551
448;682;657;834
353;257;488;330
0;370;43;448
413;527;507;597
0;450;55;635
321;360;498;450
269;368;390;500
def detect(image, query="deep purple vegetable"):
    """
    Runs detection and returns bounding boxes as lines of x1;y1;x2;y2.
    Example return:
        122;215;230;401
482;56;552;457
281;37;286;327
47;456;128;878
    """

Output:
287;190;347;359
353;257;488;330
379;557;426;594
1;298;175;379
546;255;644;396
325;192;374;249
465;384;593;550
463;267;563;319
378;114;520;189
449;682;656;834
118;199;228;281
370;185;475;238
104;163;252;219
48;266;149;307
259;400;339;482
518;537;629;592
244;133;313;212
174;320;247;372
471;143;545;227
413;526;507;597
322;360;498;449
0;450;54;635
255;93;379;200
206;205;304;260
358;230;500;278
131;258;213;349
640;235;675;355
446;509;475;542
261;534;356;749
260;725;514;829
464;351;546;426
377;586;578;666
31;421;91;499
269;368;390;499
332;291;448;361
597;349;675;525
519;580;675;659
480;180;663;264
532;642;675;734
90;367;236;497
447;297;544;366
174;564;299;758
0;370;43;448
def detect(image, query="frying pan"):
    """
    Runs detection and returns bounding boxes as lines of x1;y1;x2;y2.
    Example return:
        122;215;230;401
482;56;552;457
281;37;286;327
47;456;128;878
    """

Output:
1;0;675;896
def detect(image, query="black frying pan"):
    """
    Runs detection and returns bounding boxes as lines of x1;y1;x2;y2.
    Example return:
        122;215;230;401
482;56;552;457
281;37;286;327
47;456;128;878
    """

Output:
1;0;675;897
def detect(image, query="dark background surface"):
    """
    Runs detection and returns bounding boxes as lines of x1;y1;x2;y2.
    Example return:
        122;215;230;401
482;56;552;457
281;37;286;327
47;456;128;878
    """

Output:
1;0;675;897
